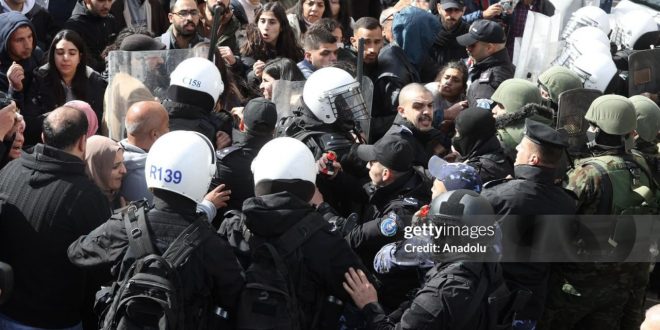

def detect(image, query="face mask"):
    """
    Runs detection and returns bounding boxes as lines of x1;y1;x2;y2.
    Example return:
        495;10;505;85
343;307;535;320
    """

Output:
452;135;466;156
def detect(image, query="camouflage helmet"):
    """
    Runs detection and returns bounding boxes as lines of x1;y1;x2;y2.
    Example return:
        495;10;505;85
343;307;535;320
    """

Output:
538;66;583;104
629;95;660;142
491;79;542;114
585;95;637;135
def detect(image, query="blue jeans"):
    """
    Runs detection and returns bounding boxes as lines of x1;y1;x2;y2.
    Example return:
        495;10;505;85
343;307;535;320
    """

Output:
0;313;82;330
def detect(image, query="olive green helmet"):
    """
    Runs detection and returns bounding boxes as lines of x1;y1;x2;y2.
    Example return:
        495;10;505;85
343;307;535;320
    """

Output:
585;95;637;135
630;95;660;142
538;66;583;104
491;79;542;114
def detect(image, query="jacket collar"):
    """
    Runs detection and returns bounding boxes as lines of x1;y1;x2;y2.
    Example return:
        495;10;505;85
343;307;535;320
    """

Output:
513;164;556;184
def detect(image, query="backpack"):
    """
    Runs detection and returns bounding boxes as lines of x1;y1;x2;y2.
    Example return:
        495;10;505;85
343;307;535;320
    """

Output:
99;200;214;330
236;213;328;330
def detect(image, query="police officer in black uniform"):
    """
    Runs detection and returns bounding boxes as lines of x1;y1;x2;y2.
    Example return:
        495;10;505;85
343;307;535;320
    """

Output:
456;19;515;110
384;83;445;167
213;98;277;214
481;119;577;328
343;189;514;330
319;134;431;310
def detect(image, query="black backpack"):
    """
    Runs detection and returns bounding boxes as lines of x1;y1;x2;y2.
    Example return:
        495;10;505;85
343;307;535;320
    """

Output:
236;213;328;330
99;201;214;330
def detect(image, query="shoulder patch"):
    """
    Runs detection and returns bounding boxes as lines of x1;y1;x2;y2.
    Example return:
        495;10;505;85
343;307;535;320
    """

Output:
476;98;494;110
479;70;492;83
216;145;241;160
403;197;420;207
380;212;399;237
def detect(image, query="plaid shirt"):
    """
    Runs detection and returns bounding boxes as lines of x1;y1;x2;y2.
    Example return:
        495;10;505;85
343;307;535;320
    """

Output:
506;0;541;58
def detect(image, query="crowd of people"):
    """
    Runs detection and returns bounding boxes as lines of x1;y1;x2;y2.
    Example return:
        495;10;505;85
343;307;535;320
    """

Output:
0;0;659;329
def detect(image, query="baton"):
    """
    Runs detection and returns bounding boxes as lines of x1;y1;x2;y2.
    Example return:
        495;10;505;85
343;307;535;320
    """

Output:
208;5;223;61
356;38;365;89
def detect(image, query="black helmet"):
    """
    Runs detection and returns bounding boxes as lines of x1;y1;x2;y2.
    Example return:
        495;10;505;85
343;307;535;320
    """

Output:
429;189;494;226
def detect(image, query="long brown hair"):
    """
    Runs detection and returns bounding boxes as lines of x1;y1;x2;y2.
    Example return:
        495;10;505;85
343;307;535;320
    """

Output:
240;2;304;62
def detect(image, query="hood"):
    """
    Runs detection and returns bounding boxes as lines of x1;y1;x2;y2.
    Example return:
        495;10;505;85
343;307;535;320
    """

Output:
495;103;554;129
119;139;147;172
0;0;35;15
242;191;316;238
391;6;440;67
21;144;86;187
0;11;36;64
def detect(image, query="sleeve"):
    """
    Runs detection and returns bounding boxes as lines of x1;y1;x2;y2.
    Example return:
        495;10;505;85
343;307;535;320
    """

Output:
205;237;246;319
564;164;602;214
67;215;128;268
462;10;483;24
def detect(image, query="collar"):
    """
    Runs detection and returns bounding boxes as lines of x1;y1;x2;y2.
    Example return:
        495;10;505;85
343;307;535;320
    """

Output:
513;164;557;184
474;48;510;69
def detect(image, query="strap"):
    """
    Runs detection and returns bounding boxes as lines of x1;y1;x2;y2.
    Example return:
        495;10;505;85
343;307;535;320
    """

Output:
123;200;155;258
273;213;328;257
162;217;214;268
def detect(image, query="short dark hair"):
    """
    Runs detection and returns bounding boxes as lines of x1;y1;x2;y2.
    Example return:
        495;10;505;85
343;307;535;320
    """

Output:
312;18;343;34
42;107;88;149
303;25;337;51
536;143;564;167
353;17;381;31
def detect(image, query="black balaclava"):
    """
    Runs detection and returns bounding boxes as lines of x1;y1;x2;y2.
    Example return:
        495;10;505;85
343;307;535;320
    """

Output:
452;108;497;157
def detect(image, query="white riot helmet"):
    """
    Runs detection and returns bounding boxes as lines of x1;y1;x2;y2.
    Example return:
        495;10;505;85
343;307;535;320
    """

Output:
145;131;216;203
302;67;368;124
552;38;610;67
611;10;657;50
170;57;224;104
568;26;610;48
251;137;317;185
561;6;610;40
569;52;617;92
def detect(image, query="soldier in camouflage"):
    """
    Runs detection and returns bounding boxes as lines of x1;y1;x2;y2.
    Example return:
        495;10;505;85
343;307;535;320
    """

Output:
538;95;657;330
631;95;660;184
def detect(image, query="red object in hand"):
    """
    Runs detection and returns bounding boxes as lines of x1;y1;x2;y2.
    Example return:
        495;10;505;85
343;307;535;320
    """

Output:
419;205;430;218
323;151;337;175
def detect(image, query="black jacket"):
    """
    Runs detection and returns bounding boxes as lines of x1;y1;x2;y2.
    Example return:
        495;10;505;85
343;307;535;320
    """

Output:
385;114;444;168
65;0;120;72
466;48;515;109
164;99;233;149
481;165;577;320
339;169;431;309
213;132;271;212
462;135;514;184
371;44;420;142
242;191;367;328
67;190;245;327
22;64;107;146
0;144;110;328
362;262;503;330
429;19;469;73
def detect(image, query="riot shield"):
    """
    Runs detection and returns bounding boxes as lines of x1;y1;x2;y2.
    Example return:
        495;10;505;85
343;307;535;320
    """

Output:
556;88;602;156
105;49;195;140
514;11;561;82
628;48;660;97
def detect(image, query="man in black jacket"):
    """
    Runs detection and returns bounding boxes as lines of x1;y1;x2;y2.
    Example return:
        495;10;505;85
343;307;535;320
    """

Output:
457;19;514;109
481;119;577;329
385;83;445;168
65;0;120;72
0;0;57;49
0;106;111;329
429;0;469;74
214;97;277;213
68;130;244;328
0;12;43;110
245;136;367;329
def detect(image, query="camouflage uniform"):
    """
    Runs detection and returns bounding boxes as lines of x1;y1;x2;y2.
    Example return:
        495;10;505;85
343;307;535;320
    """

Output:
538;95;657;330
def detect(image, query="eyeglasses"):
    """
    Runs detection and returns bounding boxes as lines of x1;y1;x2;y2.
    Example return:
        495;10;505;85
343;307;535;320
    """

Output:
172;9;199;18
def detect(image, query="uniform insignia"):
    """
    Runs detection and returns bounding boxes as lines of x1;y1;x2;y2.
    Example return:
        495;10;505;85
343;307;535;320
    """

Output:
216;145;240;160
403;197;419;207
380;213;398;237
476;98;494;110
479;71;491;82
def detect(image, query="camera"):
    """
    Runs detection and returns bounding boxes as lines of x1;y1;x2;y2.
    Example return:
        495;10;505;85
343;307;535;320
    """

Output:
0;91;13;109
499;0;512;12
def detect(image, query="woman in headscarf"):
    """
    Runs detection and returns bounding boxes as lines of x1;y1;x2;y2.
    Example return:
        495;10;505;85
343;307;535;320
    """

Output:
85;136;127;209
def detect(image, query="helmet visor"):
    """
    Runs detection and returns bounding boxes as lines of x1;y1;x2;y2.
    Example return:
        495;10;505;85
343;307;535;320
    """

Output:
322;81;369;122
